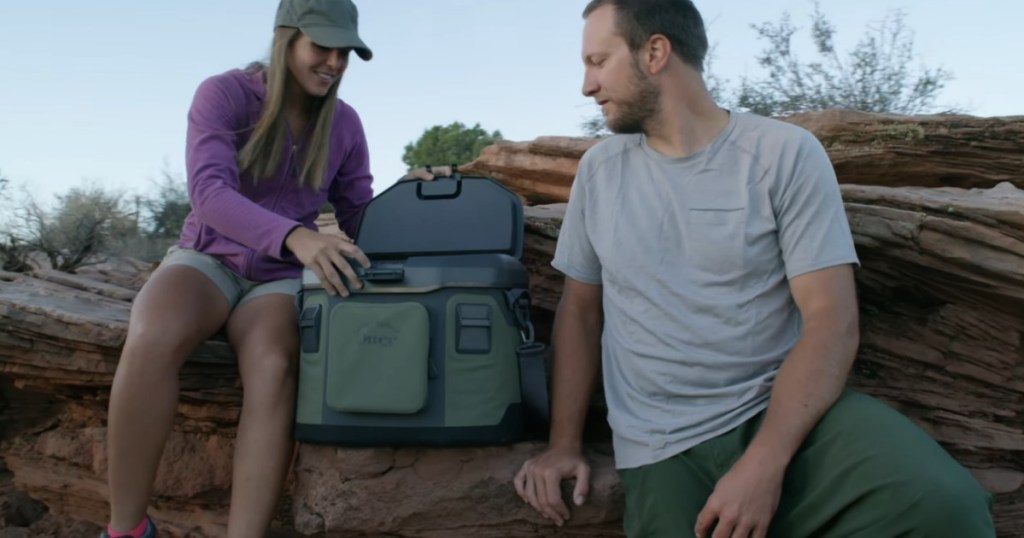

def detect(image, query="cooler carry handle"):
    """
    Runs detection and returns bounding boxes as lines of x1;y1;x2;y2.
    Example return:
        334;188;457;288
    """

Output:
417;164;463;200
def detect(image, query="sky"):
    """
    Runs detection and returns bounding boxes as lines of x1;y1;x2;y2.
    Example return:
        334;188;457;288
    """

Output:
1;1;1021;205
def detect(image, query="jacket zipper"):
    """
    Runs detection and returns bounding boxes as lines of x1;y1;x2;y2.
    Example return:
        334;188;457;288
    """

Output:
247;119;311;279
242;137;298;280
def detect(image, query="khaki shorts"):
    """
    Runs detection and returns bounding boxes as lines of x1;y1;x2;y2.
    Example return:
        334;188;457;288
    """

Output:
159;246;300;310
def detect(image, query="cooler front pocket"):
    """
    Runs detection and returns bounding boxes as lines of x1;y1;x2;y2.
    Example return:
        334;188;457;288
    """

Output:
325;301;429;414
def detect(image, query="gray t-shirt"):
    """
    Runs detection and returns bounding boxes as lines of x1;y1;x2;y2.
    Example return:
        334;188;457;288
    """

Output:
551;111;859;469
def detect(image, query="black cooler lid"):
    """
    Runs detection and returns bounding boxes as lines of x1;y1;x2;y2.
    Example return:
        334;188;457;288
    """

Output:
354;175;524;259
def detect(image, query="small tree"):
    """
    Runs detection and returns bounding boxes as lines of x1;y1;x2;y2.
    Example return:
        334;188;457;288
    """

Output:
0;170;30;272
98;169;193;263
402;122;503;171
736;3;953;116
14;184;137;272
580;114;609;138
579;4;954;135
142;169;191;239
0;234;30;273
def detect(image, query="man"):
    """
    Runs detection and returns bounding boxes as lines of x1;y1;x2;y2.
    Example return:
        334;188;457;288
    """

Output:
513;1;995;536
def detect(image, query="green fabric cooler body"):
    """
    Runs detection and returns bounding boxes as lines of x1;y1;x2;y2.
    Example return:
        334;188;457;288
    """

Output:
293;176;547;447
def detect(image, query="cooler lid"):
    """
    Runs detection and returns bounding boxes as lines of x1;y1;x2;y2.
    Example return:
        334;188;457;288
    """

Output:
354;175;524;258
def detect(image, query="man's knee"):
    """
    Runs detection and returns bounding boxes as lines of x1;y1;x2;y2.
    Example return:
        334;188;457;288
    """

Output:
777;390;996;537
910;470;994;537
841;391;995;534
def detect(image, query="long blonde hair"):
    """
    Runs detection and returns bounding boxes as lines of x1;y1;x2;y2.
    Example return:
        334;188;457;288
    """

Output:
238;27;341;190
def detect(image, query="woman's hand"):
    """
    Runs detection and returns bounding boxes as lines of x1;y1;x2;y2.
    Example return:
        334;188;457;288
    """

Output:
285;226;369;297
401;165;453;181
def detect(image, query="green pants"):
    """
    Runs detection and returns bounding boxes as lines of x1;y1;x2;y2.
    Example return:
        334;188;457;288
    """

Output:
618;391;995;537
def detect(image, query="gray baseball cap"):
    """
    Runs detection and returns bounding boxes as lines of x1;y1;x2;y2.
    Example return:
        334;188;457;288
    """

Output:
274;0;373;61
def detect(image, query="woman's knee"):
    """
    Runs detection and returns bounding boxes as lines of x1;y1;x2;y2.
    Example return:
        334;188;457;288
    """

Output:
123;315;201;360
227;294;299;405
250;347;297;379
118;324;200;378
238;346;297;400
120;266;229;368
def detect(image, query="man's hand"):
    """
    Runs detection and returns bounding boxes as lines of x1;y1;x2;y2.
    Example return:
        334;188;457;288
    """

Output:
401;165;453;181
695;450;786;538
514;446;591;527
285;226;369;297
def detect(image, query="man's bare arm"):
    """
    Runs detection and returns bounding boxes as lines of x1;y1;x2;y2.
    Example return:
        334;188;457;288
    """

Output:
548;276;604;451
747;263;860;467
514;276;603;526
695;264;860;537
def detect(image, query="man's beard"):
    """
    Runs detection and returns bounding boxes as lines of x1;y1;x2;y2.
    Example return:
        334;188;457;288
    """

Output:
606;60;660;134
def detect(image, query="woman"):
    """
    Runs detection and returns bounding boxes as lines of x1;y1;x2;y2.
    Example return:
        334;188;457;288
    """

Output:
102;1;443;536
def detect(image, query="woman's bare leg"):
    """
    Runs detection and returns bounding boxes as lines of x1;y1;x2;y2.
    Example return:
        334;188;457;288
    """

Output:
106;266;230;532
222;293;299;537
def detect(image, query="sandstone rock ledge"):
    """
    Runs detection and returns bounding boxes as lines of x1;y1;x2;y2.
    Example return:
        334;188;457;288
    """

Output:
3;109;1024;536
0;266;624;537
464;110;1024;538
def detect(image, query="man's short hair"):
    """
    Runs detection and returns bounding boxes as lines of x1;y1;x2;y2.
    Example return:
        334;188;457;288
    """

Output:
583;0;709;72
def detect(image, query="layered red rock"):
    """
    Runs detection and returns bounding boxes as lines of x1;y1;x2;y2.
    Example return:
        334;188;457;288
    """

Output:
3;110;1024;536
463;111;1024;204
0;267;621;537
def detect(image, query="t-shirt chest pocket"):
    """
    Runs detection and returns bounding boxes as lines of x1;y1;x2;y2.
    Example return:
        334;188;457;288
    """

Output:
684;205;746;275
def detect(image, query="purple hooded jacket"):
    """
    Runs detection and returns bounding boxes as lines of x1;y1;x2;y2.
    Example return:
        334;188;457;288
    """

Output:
177;68;373;281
